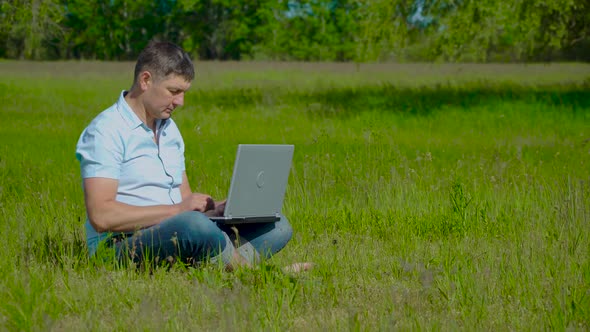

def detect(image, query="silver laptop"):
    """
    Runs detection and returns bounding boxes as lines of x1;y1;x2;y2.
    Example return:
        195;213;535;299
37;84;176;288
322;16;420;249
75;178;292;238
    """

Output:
209;144;294;225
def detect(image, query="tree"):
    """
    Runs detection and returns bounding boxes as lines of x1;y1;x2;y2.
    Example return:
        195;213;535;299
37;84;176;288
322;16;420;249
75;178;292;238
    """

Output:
255;0;360;61
353;0;590;62
0;0;588;61
61;0;185;60
0;0;64;59
176;0;268;60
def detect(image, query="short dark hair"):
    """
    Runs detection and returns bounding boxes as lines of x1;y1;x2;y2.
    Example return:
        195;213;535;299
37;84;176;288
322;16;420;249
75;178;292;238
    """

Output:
133;41;194;85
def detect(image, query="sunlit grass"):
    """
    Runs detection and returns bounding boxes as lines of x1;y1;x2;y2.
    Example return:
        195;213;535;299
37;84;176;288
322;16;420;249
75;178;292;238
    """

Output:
0;61;588;330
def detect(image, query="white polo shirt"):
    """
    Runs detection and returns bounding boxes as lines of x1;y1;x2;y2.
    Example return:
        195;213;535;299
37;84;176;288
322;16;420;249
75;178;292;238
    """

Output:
76;91;185;255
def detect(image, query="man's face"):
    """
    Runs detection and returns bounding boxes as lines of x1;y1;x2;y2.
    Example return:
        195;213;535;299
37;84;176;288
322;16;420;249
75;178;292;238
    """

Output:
143;73;192;121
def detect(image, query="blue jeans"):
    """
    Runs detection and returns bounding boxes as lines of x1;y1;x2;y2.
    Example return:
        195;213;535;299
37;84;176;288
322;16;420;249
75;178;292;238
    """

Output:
111;211;293;266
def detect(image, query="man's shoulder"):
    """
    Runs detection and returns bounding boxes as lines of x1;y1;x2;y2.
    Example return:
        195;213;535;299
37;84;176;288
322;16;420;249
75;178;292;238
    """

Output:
163;118;183;137
84;104;125;135
76;103;123;157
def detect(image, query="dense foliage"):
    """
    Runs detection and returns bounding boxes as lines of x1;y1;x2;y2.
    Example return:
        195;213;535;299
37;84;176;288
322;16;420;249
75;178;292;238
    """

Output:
0;0;589;62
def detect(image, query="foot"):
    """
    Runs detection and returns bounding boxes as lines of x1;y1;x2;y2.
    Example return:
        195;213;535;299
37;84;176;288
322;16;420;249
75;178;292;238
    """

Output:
282;262;314;273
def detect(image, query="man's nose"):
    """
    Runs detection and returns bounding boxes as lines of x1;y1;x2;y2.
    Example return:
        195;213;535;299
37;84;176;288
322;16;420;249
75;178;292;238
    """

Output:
173;93;184;106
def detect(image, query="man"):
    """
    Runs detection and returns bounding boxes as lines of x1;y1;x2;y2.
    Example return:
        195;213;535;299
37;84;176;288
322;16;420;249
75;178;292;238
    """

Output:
76;41;303;270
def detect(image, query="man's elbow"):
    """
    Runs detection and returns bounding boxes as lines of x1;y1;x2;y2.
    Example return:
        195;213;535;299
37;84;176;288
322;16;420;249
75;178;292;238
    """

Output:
88;214;111;233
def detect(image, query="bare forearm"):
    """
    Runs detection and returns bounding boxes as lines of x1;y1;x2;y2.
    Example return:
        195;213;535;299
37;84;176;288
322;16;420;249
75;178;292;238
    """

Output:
82;177;211;234
88;200;180;233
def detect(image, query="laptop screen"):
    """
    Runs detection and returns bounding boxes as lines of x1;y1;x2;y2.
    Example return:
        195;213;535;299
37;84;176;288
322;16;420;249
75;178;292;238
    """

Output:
223;144;294;218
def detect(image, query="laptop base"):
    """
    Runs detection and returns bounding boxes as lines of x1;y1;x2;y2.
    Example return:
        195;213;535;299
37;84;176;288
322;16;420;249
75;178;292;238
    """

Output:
210;216;281;225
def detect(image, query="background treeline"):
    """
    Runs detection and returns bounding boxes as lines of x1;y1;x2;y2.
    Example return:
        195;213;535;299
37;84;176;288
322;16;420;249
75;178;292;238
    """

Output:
1;0;589;62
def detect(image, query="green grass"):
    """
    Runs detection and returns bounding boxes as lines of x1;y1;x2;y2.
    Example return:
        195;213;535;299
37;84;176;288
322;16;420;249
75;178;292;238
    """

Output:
0;61;589;330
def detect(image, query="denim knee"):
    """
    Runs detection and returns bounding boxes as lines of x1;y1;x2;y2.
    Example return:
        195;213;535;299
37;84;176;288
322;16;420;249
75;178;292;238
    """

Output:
274;216;293;245
171;211;227;251
242;215;293;259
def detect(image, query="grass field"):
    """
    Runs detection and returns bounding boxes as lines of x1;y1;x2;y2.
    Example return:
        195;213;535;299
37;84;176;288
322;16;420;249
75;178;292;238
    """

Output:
0;61;589;330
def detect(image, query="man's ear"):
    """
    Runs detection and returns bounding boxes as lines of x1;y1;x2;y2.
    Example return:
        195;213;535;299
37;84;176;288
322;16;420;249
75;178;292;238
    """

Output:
138;71;152;91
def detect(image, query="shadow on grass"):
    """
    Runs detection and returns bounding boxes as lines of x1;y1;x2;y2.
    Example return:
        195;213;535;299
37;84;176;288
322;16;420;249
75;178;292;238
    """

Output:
188;80;590;117
24;232;89;268
26;232;301;286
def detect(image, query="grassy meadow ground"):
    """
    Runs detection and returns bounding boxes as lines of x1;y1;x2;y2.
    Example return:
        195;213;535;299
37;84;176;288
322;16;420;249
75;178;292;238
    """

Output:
0;61;589;330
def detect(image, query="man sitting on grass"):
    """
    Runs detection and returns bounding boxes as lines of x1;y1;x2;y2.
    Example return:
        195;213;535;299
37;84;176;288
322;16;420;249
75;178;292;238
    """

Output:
75;41;310;272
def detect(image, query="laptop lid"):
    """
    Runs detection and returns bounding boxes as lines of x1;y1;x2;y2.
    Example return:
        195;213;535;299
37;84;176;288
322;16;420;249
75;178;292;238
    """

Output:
222;144;294;219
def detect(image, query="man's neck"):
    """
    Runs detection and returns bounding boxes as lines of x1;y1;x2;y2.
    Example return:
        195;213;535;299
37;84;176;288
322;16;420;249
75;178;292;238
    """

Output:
124;89;156;130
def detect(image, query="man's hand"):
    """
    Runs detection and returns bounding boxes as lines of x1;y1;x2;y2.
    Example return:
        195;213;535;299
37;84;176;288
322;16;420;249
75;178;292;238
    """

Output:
214;199;226;216
177;193;214;213
204;199;226;217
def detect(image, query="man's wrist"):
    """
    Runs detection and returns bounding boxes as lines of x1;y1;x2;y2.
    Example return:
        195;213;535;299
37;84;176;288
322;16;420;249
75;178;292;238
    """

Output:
172;203;183;216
